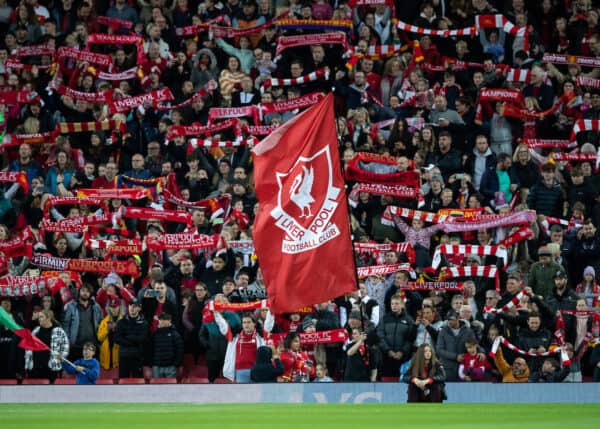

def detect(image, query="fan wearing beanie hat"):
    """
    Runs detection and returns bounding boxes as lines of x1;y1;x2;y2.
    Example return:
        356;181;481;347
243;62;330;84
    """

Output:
576;267;599;308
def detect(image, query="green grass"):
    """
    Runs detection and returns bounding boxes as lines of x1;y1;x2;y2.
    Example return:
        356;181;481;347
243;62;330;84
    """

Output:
1;404;599;429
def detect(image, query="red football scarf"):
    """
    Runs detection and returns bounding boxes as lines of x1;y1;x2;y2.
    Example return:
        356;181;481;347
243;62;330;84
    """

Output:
175;15;226;37
146;233;219;251
107;88;175;114
348;183;418;207
96;15;133;31
259;92;325;117
242;125;277;136
576;76;600;89
39;213;112;233
208;105;260;125
345;153;420;187
0;228;35;260
543;52;600;68
31;255;140;277
357;263;413;279
115;206;192;226
478;88;525;105
57;47;113;67
85;237;143;255
275;32;348;58
167;118;240;141
500;226;534;247
94;67;138;81
155;82;217;111
271;328;347;346
353;242;416;265
551;152;597;162
43;196;107;218
261;67;329;91
523;139;573;149
207;299;268;312
570;119;600;144
277;19;353;33
48;79;111;103
0;171;29;193
77;188;151;200
162;189;231;219
4;58;53;71
0;90;41;105
490;336;568;364
86;33;144;65
0;276;53;297
15;45;55;57
398;281;463;291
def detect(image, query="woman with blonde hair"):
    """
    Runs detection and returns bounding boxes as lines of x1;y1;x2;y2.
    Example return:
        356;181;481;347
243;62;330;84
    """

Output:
510;143;540;190
402;343;446;402
380;57;404;107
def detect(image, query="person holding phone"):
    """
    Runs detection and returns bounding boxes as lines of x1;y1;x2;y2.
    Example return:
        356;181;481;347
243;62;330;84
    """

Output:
343;327;375;381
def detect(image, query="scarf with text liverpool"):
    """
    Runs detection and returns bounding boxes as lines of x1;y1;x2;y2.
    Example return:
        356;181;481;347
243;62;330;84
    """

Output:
251;93;357;314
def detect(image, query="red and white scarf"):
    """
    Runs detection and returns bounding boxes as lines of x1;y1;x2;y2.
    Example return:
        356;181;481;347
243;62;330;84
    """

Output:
348;183;418;207
344;153;420;187
242;125;277;136
357;263;413;279
95;66;138;81
570;119;600;144
441;265;499;291
432;244;508;269
188;136;257;150
162;190;230;220
523;139;573;149
0;90;41;105
0;171;29;193
15;44;55;57
396;20;476;36
475;15;529;51
208;105;260;125
0;276;56;297
490;336;569;364
48;80;111;103
86;33;144;65
259;92;325;117
261;67;329;91
43;196;107;217
576;76;600;89
96;15;133;31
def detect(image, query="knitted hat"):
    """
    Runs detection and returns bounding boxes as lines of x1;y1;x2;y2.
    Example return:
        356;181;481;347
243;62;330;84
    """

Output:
584;266;596;278
302;317;315;331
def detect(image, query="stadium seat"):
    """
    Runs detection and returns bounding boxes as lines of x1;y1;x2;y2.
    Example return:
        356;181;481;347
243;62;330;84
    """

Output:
118;378;147;384
96;378;116;385
100;368;119;380
215;378;233;384
22;379;50;385
0;379;18;385
54;378;76;385
149;378;178;384
182;377;209;384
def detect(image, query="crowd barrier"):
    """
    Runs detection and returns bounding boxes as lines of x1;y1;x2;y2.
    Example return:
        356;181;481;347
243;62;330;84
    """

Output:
1;382;599;403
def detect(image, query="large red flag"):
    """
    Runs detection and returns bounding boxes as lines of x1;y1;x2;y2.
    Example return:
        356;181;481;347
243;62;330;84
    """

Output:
252;93;357;314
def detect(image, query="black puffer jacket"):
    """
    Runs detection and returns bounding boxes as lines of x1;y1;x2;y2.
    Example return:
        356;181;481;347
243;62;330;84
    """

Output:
526;179;564;218
151;326;184;367
251;346;284;382
377;311;416;357
114;314;149;358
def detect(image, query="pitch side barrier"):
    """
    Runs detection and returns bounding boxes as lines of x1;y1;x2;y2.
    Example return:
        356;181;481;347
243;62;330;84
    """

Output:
1;383;599;404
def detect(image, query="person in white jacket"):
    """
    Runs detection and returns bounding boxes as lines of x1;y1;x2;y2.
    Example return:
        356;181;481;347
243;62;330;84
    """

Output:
214;307;273;382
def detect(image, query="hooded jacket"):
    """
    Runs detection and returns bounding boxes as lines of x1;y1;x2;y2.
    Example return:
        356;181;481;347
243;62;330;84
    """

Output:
250;346;284;382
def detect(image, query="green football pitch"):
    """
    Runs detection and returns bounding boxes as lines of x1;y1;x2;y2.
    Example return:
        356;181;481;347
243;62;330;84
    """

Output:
1;403;599;429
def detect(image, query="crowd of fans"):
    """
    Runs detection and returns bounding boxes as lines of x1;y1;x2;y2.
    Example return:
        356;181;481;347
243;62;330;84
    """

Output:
0;0;600;395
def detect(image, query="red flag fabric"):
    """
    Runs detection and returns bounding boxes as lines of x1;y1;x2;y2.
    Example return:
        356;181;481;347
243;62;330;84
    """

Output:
251;93;357;314
15;328;51;351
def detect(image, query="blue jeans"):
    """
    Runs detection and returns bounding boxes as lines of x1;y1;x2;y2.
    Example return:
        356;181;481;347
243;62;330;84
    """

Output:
235;369;251;383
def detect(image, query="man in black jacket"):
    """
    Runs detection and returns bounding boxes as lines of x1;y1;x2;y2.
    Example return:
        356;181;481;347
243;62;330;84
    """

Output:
377;295;416;377
151;312;184;378
516;313;552;372
115;300;149;378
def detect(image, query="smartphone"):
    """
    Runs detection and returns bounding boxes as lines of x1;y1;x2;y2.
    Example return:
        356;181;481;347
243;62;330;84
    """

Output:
455;173;464;180
146;290;160;298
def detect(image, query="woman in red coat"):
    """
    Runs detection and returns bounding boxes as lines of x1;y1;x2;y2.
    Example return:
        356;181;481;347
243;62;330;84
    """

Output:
278;333;315;382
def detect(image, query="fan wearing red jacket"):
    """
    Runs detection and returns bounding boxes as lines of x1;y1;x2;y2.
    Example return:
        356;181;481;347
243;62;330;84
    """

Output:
278;332;315;382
